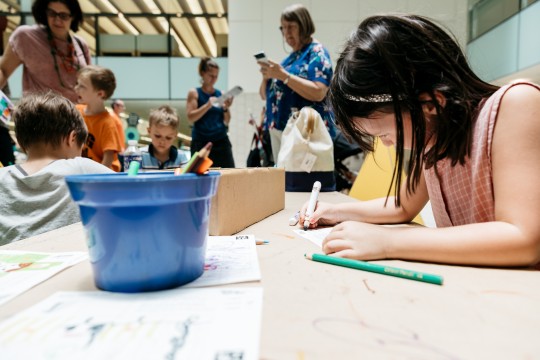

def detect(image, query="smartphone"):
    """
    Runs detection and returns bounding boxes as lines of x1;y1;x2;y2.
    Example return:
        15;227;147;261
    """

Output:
254;51;269;65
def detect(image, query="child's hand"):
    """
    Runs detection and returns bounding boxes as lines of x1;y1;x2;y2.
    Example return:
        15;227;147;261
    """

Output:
299;201;340;229
322;221;391;260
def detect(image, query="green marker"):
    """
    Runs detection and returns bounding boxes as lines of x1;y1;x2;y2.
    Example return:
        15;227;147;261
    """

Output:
305;253;443;285
127;160;140;176
181;151;199;174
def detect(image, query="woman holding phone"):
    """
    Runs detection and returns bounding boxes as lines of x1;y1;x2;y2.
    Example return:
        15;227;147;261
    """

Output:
257;3;335;163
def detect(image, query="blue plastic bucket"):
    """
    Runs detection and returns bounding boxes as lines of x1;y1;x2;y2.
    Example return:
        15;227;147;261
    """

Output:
65;172;220;293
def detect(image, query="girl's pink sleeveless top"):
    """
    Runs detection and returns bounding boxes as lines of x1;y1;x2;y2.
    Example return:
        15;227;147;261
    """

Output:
423;82;540;227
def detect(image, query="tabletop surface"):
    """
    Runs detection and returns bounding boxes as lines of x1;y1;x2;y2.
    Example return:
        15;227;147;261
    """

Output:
1;191;539;359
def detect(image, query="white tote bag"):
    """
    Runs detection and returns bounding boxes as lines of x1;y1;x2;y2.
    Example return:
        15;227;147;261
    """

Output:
277;107;335;192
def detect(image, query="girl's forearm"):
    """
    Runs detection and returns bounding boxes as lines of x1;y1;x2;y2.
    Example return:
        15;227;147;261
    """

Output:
337;198;419;224
387;222;540;266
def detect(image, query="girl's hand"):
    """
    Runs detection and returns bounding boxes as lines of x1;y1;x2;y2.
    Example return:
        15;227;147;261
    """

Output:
322;221;391;260
207;96;217;107
299;201;341;229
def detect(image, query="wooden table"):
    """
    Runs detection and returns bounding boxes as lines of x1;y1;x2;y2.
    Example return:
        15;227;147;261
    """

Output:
1;192;539;359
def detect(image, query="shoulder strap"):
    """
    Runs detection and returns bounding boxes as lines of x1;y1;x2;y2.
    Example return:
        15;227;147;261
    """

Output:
73;35;91;64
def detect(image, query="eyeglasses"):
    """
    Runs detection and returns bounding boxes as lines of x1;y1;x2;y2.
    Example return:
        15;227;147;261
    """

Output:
46;9;72;21
279;24;299;32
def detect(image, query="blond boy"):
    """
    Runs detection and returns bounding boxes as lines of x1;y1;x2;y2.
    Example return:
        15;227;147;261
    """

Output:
141;105;188;170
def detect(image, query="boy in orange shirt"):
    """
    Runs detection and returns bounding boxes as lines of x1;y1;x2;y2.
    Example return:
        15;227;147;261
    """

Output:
75;65;123;171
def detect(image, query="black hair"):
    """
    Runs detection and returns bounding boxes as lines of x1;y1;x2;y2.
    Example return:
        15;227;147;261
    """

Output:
32;0;84;32
14;91;87;152
329;14;499;206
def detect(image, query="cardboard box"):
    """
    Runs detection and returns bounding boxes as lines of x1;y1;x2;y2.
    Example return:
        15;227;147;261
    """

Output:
209;167;285;235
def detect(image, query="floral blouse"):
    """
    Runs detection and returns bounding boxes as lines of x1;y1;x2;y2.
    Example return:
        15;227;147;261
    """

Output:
264;41;335;137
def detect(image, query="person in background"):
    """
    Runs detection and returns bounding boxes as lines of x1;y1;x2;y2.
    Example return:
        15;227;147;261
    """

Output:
258;3;335;163
111;98;125;119
141;105;188;170
109;98;126;151
0;91;113;245
186;57;235;168
300;14;540;267
0;15;15;168
0;122;15;167
75;65;123;172
0;0;91;103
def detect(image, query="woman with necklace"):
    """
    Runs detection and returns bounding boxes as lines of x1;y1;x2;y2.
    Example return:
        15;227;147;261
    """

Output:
257;4;335;167
186;57;235;168
0;0;90;103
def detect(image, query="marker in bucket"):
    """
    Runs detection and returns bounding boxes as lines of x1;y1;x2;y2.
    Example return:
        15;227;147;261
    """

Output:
127;161;140;176
179;142;213;175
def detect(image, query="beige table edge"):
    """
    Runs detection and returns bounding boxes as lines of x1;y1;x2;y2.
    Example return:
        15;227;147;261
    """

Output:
1;192;540;359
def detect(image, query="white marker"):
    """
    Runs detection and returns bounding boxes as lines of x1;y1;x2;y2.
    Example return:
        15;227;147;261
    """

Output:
289;211;300;226
303;181;321;231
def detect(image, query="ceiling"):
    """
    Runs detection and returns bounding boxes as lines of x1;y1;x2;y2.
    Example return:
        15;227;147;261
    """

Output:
0;0;229;57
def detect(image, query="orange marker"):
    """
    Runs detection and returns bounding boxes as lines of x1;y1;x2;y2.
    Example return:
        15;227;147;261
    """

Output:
195;157;213;174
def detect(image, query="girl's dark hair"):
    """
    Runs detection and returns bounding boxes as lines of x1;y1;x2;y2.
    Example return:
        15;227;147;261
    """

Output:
329;14;499;206
281;4;315;45
198;57;219;76
32;0;84;32
14;91;87;152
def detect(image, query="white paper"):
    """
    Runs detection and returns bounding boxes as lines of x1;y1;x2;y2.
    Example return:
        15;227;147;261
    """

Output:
0;250;87;306
0;235;260;305
213;85;243;107
294;227;332;248
0;287;263;360
300;152;317;173
186;234;261;287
